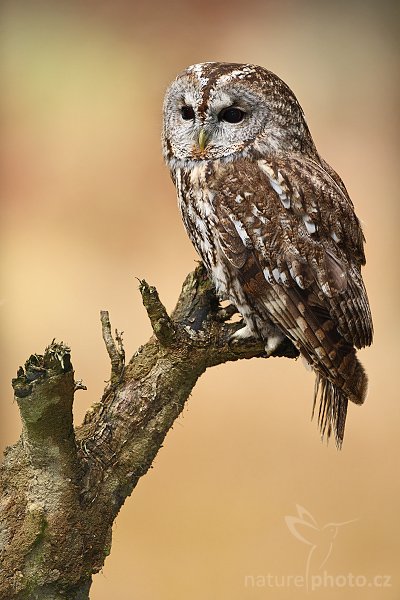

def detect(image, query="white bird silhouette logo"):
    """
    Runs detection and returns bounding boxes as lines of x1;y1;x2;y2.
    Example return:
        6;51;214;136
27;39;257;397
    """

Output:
285;505;356;589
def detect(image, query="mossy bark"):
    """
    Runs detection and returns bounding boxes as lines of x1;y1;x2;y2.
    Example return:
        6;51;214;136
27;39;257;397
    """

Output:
0;265;297;599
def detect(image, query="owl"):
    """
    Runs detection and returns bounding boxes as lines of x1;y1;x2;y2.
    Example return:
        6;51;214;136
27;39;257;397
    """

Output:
162;62;373;448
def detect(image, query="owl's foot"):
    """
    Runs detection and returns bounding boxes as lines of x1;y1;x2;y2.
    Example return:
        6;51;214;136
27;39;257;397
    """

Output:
230;324;255;341
264;332;285;357
216;302;239;322
231;323;284;355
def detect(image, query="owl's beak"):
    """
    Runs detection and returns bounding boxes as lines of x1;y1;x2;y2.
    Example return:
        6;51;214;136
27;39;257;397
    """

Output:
198;128;209;151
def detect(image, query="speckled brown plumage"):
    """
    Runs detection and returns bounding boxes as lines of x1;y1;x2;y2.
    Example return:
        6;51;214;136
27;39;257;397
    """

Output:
162;62;373;447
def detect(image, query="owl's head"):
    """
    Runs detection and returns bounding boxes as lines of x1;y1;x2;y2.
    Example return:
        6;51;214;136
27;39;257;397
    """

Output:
162;62;315;167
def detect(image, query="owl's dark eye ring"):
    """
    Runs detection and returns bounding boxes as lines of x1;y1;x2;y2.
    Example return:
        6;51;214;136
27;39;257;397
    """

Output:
181;106;195;120
219;106;245;123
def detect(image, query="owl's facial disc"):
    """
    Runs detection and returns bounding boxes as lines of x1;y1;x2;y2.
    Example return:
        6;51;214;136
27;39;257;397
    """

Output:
162;62;314;165
163;79;267;162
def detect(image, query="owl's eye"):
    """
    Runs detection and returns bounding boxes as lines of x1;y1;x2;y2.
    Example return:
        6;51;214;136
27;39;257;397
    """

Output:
181;106;195;120
219;107;245;123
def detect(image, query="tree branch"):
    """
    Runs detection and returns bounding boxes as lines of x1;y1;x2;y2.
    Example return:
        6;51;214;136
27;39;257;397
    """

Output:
0;265;298;599
139;280;176;346
100;311;125;385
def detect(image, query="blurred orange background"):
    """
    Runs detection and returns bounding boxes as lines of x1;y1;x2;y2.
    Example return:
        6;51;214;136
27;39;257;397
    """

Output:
1;1;399;598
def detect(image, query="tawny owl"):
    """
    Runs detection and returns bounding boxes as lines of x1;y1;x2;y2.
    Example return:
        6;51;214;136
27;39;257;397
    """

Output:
162;62;373;448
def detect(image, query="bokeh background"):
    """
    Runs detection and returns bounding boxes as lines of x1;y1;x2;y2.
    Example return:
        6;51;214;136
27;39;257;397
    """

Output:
1;0;399;598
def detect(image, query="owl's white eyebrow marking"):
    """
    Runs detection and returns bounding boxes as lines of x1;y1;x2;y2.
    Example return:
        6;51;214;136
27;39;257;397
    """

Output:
216;65;257;85
187;63;211;90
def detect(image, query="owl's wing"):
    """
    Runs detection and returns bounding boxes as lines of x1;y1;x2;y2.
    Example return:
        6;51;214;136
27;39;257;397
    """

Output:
213;156;373;350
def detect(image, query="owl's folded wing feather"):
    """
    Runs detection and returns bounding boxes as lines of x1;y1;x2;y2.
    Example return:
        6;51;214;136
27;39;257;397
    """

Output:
213;156;373;349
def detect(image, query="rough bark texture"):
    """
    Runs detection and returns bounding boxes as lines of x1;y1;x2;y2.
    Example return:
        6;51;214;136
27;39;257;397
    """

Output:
0;265;298;599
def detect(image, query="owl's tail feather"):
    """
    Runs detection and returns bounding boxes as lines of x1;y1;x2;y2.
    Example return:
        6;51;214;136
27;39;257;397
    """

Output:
312;356;368;449
313;376;348;449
